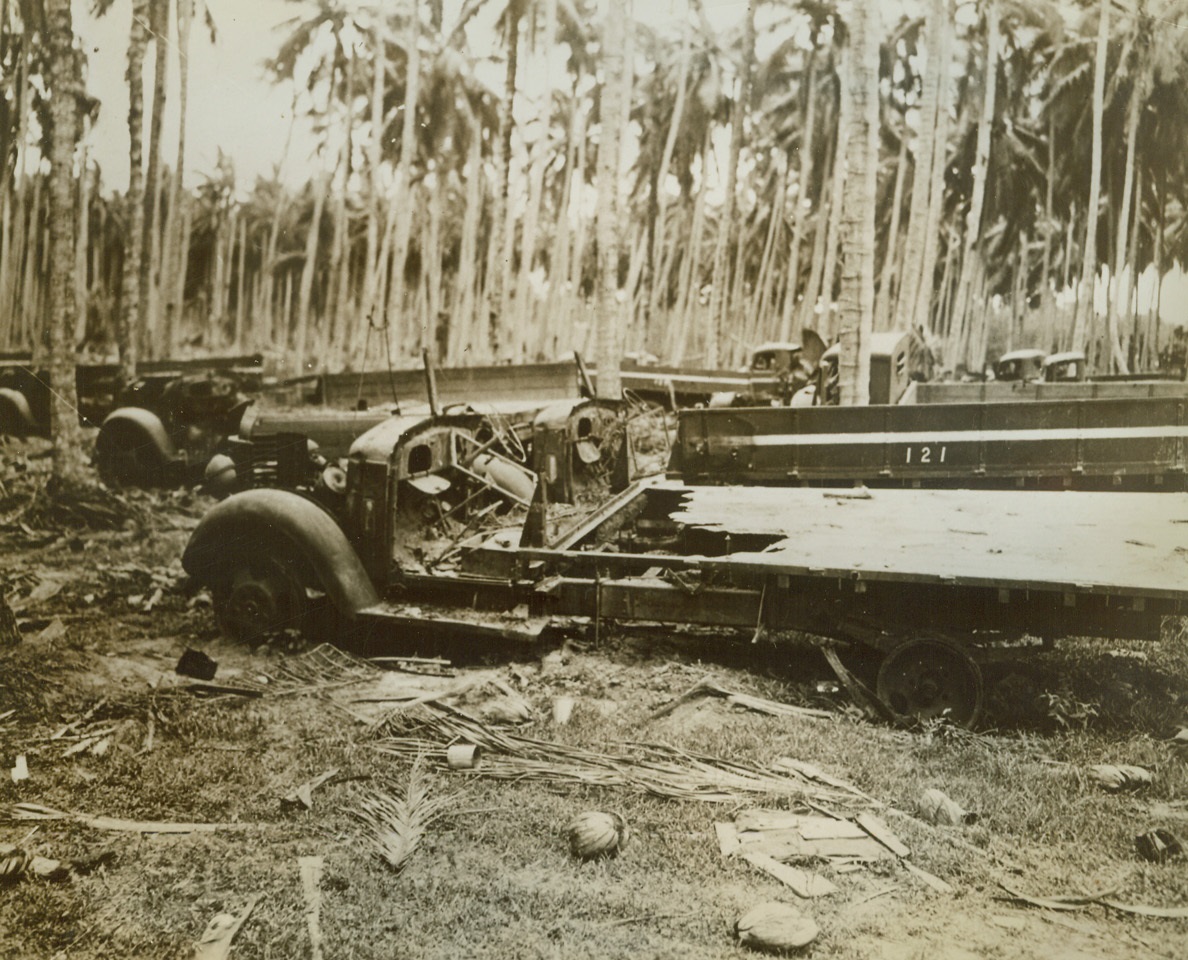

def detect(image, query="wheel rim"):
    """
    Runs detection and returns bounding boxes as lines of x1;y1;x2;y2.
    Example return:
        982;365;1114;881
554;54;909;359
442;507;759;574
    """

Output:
876;638;984;727
216;559;303;643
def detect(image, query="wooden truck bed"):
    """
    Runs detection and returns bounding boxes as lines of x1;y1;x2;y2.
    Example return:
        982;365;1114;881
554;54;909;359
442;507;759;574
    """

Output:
655;481;1188;600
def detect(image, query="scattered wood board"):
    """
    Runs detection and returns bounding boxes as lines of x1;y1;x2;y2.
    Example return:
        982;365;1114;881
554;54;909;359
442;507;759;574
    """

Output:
714;821;741;858
856;813;911;858
740;851;838;898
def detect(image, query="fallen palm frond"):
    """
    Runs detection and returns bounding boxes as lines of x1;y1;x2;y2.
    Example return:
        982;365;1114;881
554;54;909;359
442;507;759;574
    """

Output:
372;703;869;807
3;802;245;834
263;643;380;693
353;763;452;872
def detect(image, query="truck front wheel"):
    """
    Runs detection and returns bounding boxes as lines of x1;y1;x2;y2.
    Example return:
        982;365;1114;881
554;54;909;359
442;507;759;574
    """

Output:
213;553;308;644
876;637;984;728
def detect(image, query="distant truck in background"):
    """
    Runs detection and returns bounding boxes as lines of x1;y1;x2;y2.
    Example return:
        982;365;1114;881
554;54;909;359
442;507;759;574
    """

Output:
792;329;935;407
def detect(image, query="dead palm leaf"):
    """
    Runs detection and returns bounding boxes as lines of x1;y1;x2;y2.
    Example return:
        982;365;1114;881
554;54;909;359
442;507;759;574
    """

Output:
354;763;451;872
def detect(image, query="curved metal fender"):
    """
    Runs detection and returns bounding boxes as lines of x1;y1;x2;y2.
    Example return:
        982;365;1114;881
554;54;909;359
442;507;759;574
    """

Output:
182;488;380;617
99;407;177;461
0;387;38;436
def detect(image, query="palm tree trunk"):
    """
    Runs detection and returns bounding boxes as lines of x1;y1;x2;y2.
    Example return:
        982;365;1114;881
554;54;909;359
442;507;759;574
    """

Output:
74;151;90;346
912;7;952;339
140;0;170;356
234;214;246;351
1106;70;1140;375
874;133;908;332
386;0;421;362
451;114;482;361
646;33;690;344
778;49;818;342
837;0;878;406
895;0;944;332
949;0;999;371
162;0;193;358
812;72;851;341
1071;0;1108;358
706;3;754;368
359;22;386;367
294;173;328;377
595;0;627;397
46;0;88;484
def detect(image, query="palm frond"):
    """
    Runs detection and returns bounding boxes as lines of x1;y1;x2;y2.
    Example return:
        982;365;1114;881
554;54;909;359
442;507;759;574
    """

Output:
354;763;451;872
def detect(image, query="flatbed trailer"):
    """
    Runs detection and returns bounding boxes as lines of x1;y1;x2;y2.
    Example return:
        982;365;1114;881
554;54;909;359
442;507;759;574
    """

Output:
909;379;1188;404
182;411;1188;727
674;395;1187;490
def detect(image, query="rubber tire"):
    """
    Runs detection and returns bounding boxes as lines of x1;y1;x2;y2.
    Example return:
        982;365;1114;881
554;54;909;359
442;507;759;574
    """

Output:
212;553;308;645
96;423;166;488
875;637;984;728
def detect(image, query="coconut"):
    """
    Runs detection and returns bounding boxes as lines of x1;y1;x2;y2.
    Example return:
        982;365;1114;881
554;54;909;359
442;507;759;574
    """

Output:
566;811;629;860
735;901;819;954
0;844;30;883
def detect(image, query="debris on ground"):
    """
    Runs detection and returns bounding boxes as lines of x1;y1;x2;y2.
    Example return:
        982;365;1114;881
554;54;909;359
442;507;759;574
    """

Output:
917;788;979;826
282;769;341;811
374;703;873;806
738;851;837;898
734;901;820;953
1134;828;1183;863
1089;763;1153;791
193;893;262;960
566;811;629;860
0;843;77;883
10;753;28;782
353;764;451;872
551;696;575;726
996;880;1188;919
176;648;218;680
648;675;834;722
716;809;895;863
4;801;247;834
299;856;326;960
365;655;455;677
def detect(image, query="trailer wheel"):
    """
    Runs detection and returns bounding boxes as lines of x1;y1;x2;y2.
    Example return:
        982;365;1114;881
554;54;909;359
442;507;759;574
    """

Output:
213;553;308;645
876;637;984;727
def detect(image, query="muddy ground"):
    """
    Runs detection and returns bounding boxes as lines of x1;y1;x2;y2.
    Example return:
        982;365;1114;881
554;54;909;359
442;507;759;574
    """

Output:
2;439;1187;959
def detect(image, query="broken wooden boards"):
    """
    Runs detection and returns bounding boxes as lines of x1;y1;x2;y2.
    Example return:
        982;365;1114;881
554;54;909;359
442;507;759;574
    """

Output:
716;807;954;898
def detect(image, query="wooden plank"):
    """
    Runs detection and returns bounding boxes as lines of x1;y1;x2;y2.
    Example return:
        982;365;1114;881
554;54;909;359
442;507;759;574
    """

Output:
856;813;911;858
660;481;1188;599
735;811;868;839
737;835;892;861
902;860;955;895
740;851;839;898
714;821;741;858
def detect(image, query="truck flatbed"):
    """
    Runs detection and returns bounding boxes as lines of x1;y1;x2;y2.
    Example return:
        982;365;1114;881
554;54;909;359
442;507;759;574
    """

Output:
654;480;1188;600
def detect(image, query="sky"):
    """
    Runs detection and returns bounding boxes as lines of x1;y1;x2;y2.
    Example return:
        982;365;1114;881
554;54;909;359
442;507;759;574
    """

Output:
76;0;326;192
73;0;754;195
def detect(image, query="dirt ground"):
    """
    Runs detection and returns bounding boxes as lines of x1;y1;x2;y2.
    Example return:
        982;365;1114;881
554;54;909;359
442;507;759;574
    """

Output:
2;440;1187;959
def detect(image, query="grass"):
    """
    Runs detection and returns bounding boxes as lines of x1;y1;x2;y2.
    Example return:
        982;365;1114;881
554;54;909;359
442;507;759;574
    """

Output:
3;462;1188;957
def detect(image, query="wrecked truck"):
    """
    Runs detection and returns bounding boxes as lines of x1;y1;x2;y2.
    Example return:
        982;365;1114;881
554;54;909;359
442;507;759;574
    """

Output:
181;397;1188;727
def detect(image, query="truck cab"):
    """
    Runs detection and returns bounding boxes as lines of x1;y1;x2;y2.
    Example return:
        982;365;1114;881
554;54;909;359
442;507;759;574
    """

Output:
1041;351;1087;383
798;329;933;406
992;349;1046;383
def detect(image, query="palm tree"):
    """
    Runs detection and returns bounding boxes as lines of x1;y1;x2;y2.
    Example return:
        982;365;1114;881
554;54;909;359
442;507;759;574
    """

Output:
595;0;628;398
117;0;149;380
894;0;945;333
45;0;88;483
837;0;879;405
1069;0;1108;360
